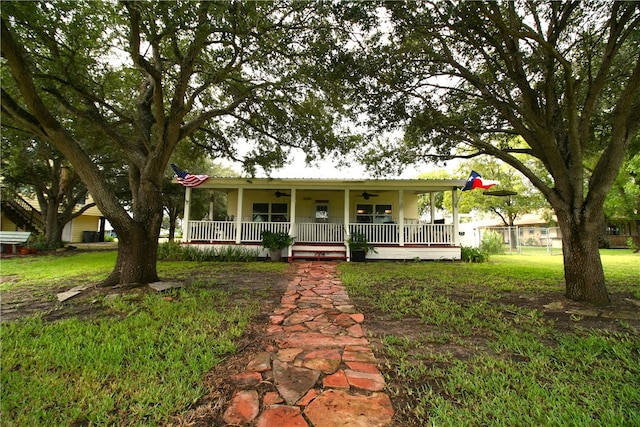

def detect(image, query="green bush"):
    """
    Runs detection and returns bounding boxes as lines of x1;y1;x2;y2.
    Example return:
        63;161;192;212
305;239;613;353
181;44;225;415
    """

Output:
157;240;184;261
27;233;50;251
260;231;294;250
157;241;260;262
216;245;261;262
461;246;488;263
480;230;504;255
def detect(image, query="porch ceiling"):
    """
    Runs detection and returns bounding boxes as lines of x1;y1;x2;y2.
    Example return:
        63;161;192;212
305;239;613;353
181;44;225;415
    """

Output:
182;177;467;192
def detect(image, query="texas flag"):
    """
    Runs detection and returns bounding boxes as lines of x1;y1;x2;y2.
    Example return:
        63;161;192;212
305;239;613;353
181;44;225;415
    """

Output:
171;164;209;188
462;170;499;191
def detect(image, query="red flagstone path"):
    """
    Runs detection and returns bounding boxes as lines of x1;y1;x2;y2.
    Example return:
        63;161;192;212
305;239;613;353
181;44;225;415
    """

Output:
222;262;394;426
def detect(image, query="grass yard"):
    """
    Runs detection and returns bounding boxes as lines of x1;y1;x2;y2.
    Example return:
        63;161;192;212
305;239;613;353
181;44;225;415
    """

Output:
339;250;640;427
1;248;638;426
1;249;289;426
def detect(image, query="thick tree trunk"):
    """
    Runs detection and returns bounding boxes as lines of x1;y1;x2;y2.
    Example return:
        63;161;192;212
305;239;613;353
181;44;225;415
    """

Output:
557;211;610;306
43;203;64;250
45;224;64;250
100;183;164;287
101;223;160;286
508;226;518;251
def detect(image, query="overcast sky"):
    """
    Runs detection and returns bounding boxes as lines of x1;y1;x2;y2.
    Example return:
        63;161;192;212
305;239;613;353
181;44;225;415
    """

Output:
249;149;427;180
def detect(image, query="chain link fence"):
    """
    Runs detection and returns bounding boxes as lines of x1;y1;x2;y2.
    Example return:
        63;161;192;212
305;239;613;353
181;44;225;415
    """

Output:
477;226;563;255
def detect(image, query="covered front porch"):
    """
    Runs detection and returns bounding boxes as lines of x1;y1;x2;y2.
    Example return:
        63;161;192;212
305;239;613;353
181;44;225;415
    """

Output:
179;178;467;261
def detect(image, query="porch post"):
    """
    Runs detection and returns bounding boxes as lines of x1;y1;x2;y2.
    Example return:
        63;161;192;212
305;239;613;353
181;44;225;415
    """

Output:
288;188;297;260
398;190;405;247
183;187;192;242
208;191;215;220
235;187;244;244
344;188;350;260
452;188;460;246
430;193;436;224
343;189;350;238
343;188;351;261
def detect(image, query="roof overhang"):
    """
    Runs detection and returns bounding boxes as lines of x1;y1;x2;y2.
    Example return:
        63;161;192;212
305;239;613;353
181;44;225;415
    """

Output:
174;177;468;193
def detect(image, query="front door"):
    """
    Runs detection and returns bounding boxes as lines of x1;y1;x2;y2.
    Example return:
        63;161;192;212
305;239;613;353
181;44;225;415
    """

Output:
315;202;329;223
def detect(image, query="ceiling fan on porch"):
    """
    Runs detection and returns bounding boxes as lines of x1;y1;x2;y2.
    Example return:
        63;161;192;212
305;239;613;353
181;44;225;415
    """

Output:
274;191;291;198
361;191;379;200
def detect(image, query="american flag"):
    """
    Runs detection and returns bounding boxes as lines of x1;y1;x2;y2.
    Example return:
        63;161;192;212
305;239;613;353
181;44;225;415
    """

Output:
171;164;209;188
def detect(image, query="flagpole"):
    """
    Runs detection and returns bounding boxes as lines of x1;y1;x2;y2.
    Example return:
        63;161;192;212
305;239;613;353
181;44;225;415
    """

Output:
454;188;464;208
452;187;459;246
183;187;191;242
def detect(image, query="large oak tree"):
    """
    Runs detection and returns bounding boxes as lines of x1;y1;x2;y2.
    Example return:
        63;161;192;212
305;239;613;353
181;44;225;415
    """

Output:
1;113;129;249
345;1;640;305
1;133;92;249
2;1;353;286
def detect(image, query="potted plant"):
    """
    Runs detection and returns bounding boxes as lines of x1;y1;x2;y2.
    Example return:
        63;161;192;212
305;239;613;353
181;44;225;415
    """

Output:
261;230;294;261
347;232;376;262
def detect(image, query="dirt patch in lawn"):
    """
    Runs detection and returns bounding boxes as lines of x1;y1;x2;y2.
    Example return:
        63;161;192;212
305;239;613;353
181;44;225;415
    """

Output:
358;291;640;347
0;253;290;324
495;291;640;332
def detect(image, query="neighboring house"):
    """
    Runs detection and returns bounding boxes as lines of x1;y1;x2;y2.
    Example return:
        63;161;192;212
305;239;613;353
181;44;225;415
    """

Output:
0;188;105;244
475;211;639;249
178;177;467;261
605;220;640;249
0;188;45;234
471;212;562;249
61;204;105;244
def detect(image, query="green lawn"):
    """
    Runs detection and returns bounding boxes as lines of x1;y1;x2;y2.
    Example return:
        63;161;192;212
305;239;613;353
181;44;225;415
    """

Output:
1;251;288;426
339;250;640;427
0;250;116;291
1;250;638;426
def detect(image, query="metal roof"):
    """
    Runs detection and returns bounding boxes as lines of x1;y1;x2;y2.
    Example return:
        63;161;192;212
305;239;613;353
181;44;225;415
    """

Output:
177;177;468;192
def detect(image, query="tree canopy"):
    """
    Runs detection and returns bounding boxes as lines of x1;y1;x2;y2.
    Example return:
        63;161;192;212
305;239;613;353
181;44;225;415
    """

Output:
1;1;356;285
340;1;640;305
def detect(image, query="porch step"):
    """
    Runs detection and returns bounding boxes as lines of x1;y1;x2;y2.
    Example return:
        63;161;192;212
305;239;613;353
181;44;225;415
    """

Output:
290;244;347;261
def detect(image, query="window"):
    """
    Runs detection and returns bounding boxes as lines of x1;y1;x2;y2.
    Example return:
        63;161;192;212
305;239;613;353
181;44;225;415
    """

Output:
356;204;393;223
253;203;288;222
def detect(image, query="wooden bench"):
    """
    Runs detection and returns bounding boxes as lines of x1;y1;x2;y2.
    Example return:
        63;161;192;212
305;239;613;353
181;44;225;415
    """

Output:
0;231;32;254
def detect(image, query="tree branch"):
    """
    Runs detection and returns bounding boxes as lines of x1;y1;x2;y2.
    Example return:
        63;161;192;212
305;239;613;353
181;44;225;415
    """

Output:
0;90;48;139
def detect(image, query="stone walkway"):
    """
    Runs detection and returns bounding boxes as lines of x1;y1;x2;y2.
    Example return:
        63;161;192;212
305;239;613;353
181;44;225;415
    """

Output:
222;262;394;427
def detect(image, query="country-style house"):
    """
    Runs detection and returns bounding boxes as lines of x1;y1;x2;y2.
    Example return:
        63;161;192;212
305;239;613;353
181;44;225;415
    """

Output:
179;177;468;261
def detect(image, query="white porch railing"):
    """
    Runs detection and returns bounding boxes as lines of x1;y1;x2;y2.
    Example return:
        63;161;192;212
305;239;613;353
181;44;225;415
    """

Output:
347;223;454;245
241;222;291;242
295;223;345;243
348;223;400;244
187;221;455;245
189;221;237;242
402;223;454;245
